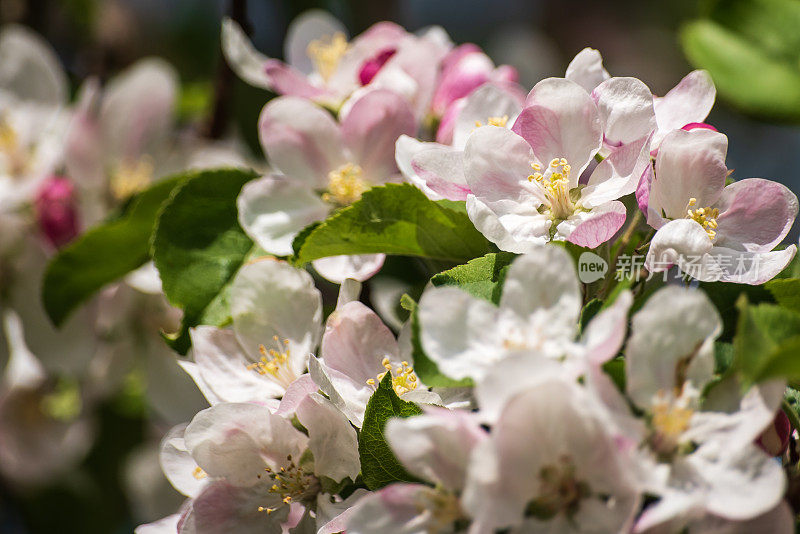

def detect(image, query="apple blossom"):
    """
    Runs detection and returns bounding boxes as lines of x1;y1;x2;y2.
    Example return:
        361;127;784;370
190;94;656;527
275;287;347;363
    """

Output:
237;89;415;282
34;174;79;248
181;258;322;404
222;11;450;113
418;246;629;381
347;407;487;533
643;128;798;284
462;77;651;251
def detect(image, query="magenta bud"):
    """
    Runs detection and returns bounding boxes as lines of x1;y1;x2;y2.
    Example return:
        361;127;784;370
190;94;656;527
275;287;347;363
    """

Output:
681;122;718;132
359;47;397;86
756;411;792;457
35;175;79;248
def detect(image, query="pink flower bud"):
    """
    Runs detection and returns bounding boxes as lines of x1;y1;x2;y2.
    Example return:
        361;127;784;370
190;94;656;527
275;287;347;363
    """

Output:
756;411;792;457
359;47;397;86
35;175;79;248
681;122;718;132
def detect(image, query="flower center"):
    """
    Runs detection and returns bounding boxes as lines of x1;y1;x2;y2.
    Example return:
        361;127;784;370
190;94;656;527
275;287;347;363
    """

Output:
39;379;82;422
323;162;368;205
307;32;349;83
258;454;320;514
529;158;576;221
413;488;464;532
474;115;509;128
529;455;590;518
192;466;207;480
366;358;419;396
111;158;154;200
0;117;31;177
686;197;719;239
246;336;298;388
648;390;695;458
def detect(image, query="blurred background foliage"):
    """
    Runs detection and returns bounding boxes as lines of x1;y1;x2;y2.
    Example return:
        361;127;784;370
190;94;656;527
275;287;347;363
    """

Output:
0;0;799;532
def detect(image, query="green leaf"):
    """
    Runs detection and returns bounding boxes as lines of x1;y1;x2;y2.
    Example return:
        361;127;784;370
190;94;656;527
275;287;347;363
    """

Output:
765;278;800;313
151;168;259;354
579;299;603;333
699;281;774;342
43;175;185;326
293;184;492;265
732;296;800;383
430;252;517;304
680;0;800;122
358;373;423;490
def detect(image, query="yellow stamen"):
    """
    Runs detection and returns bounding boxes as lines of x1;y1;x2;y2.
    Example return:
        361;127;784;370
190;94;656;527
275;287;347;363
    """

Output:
366;357;419;396
307;32;349;82
111;157;154;200
322;163;368;205
527;156;575;220
475;115;509;128
686;197;720;239
0;116;31;177
192;467;207;480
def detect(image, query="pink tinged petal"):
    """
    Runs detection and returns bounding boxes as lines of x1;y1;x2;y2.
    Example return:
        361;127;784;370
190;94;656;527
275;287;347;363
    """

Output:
565;47;610;93
581;290;633;365
230;259;323;376
625;286;720;409
565;201;627;248
650;128;728;220
284;10;348;75
0;25;68;106
637;164;654;222
410;145;470;201
100;58;177;163
311;254;385;283
346;483;452;533
160;424;205;498
263;59;332;100
190;326;286;402
452;83;525;149
275;374;319;417
465;195;546;254
592;77;656;146
296;393;360;482
463;126;544;210
395;135;445;200
431;46;495;115
184;403;308;486
258;96;345;187
583;135;651;208
221;18;273;89
237;174;329;257
385;406;487;490
321;300;400;384
316;489;370;534
697;245;797;285
515;78;602;177
691;501;795;534
340;89;415;181
714;178;799;252
35;174;79;248
654;70;716;136
188;480;289;534
434;97;464;145
307;356;374;428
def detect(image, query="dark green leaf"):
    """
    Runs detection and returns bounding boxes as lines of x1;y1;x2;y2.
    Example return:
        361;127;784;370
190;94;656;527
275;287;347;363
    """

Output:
293;184;492;265
579;299;604;333
151;168;259;354
358;373;423;490
430;252;517;304
699;281;774;342
43;175;184;326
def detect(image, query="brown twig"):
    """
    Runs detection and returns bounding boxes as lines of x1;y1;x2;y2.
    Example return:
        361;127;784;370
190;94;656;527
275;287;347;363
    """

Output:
204;0;250;139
